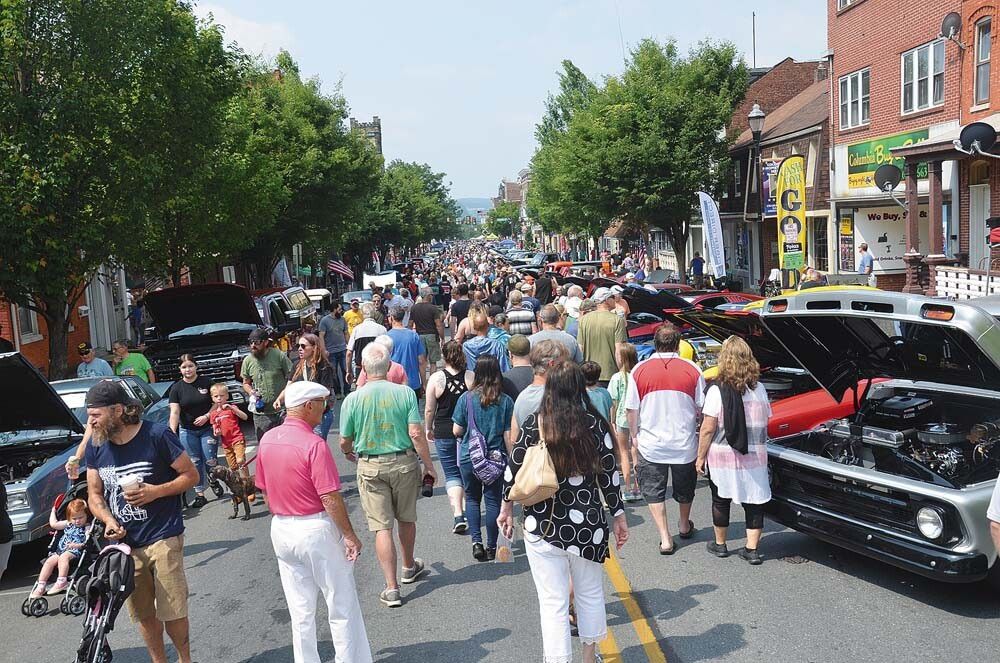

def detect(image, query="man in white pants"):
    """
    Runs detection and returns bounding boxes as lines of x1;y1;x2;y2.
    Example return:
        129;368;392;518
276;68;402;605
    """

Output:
255;381;372;663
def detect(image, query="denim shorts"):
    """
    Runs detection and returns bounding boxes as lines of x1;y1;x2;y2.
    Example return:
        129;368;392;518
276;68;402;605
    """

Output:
434;438;463;490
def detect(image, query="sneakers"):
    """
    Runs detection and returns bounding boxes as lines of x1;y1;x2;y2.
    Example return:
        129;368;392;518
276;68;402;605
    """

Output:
400;558;427;584
706;541;730;558
739;547;763;565
452;516;468;535
379;587;402;608
485;547;496;561
472;542;487;562
29;582;47;599
46;578;70;595
189;494;208;508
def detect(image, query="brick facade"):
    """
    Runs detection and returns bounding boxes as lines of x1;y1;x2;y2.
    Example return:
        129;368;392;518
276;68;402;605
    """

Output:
3;299;92;376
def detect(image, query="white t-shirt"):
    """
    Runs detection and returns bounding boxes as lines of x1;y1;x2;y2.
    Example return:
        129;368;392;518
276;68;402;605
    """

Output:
987;479;1000;523
624;353;705;464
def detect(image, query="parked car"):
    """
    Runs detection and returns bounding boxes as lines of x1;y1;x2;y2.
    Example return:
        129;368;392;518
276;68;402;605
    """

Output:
1;355;169;546
144;283;262;407
759;289;1000;585
254;285;318;333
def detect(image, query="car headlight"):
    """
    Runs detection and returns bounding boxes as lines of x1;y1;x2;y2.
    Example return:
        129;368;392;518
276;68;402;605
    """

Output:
6;490;29;512
916;507;944;540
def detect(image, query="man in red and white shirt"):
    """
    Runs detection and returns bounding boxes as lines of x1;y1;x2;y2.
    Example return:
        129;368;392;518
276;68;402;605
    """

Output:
625;323;705;555
256;381;372;663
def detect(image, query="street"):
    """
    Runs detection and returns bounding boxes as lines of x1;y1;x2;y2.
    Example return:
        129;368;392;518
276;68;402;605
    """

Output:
2;398;999;663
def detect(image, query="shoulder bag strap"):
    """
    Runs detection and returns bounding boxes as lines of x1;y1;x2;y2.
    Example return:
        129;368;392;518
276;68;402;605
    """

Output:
466;391;478;432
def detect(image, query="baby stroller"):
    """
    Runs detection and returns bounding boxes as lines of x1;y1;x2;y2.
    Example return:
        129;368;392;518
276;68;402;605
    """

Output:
20;483;103;618
74;542;135;663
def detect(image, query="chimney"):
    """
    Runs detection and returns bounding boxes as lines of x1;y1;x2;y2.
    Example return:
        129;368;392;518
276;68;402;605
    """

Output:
815;61;828;83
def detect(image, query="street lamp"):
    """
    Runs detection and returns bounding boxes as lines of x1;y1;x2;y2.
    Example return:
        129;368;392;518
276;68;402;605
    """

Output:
748;103;767;292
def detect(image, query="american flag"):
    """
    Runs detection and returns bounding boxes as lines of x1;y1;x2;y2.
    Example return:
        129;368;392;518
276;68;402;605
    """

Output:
327;256;354;280
631;241;647;268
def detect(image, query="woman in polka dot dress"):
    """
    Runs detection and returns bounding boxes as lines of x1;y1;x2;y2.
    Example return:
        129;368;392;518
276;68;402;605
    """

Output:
499;363;628;663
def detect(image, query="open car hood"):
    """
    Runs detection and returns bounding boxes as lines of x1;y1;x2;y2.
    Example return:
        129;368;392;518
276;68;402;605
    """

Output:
670;310;800;370
758;291;1000;400
0;353;84;434
622;286;692;317
144;284;262;337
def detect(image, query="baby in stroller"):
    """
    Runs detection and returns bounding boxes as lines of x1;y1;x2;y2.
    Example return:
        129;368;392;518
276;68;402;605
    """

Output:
29;498;91;598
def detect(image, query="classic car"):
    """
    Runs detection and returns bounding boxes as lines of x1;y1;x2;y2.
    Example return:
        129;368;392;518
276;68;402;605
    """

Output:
759;289;1000;585
254;285;318;332
1;356;169;546
144;283;262;407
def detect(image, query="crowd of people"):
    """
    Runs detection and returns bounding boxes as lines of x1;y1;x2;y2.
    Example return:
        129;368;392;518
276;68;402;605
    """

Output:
1;240;781;663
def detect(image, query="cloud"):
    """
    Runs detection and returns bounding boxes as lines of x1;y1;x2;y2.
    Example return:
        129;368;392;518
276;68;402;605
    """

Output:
193;3;294;59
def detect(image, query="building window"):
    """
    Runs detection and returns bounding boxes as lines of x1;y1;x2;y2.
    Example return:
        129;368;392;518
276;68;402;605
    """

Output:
837;0;855;9
839;69;870;129
810;218;829;271
16;304;41;344
734;159;741;197
901;40;945;114
976;19;992;105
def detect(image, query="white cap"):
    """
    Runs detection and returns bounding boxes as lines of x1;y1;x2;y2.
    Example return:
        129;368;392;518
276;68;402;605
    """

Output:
610;285;624;295
591;287;613;303
284;381;330;408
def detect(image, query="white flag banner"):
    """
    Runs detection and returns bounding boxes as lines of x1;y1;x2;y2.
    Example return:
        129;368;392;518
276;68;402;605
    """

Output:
697;191;726;279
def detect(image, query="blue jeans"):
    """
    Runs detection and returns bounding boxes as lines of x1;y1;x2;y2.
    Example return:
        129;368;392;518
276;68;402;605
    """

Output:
434;438;463;490
180;427;218;493
329;350;347;395
459;458;503;547
314;409;335;441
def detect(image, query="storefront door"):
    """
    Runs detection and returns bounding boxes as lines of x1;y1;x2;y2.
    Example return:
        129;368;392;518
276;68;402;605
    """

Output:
970;184;991;270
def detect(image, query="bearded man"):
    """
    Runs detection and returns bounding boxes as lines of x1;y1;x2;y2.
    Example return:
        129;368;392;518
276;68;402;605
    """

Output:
84;380;199;663
241;327;293;441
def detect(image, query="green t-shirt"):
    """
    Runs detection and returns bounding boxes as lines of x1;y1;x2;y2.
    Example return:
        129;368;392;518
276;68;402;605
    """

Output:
240;348;293;414
578;310;627;381
340;380;421;455
114;352;153;383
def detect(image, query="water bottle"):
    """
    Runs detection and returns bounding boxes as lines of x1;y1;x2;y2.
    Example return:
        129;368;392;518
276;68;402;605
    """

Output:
253;390;266;411
420;473;434;498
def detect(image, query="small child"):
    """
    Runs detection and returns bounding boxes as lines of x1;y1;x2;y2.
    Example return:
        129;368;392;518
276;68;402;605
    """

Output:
607;344;642;502
30;499;90;598
208;384;255;501
581;360;613;422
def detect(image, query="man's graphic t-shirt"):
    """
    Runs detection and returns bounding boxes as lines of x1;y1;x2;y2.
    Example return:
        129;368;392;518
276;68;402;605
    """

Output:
85;421;185;548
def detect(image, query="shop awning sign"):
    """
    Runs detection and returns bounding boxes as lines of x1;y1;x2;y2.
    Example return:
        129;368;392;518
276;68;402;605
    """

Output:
847;129;929;189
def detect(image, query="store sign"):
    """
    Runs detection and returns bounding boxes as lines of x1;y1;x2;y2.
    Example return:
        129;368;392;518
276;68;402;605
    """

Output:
761;159;781;218
839;216;855;272
853;205;929;272
847;129;929;189
776;155;807;271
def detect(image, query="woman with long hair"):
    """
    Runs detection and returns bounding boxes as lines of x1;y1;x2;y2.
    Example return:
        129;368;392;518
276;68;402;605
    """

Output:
608;342;641;501
168;354;216;507
499;363;628;663
277;333;338;439
695;336;772;565
424;340;472;534
452;355;513;561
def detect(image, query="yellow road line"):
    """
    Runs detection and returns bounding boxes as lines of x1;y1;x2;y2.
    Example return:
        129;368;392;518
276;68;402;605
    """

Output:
604;549;668;663
599;627;622;662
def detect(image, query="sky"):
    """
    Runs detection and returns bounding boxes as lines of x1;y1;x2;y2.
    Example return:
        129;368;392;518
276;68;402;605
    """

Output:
193;1;827;200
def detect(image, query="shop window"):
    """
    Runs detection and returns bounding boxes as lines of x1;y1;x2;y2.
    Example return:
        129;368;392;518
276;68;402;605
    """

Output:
16;304;41;344
901;40;945;114
976;19;992;105
971;160;990;185
810;219;829;272
839;69;870;129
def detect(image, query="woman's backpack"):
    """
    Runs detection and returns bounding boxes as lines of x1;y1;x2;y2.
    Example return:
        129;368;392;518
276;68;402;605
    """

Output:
466;394;505;485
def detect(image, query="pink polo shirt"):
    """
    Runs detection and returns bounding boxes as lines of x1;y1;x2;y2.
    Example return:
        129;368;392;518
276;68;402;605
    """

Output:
255;416;341;516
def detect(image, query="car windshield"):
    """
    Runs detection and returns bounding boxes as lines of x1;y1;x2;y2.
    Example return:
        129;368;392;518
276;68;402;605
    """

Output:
168;322;258;340
286;290;311;310
60;390;89;426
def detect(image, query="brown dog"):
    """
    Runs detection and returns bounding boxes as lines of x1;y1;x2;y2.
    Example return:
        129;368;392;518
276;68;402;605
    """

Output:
209;465;255;520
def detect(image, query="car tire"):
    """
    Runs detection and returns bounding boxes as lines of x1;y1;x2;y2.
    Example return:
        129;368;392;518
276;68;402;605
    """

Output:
985;560;1000;591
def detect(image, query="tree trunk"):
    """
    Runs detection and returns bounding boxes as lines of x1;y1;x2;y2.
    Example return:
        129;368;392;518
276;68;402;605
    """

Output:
40;293;71;380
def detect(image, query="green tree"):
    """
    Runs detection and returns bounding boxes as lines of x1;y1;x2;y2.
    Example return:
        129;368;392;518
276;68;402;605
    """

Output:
485;201;520;238
0;0;220;377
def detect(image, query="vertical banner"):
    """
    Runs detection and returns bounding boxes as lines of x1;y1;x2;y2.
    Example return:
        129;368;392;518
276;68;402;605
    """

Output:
697;191;726;278
761;159;781;218
775;155;807;271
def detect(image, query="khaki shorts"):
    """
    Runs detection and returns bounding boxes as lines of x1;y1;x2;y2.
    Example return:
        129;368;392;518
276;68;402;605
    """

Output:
357;451;420;531
127;534;189;623
420;334;442;363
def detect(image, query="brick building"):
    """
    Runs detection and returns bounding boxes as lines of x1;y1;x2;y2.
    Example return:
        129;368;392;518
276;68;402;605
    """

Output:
827;0;964;292
717;58;826;287
1;298;92;376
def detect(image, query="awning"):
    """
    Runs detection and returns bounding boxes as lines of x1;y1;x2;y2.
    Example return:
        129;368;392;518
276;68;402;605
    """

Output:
891;113;1000;160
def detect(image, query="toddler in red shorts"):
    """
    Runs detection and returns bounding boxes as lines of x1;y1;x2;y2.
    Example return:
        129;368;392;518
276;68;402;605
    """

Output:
208;383;256;502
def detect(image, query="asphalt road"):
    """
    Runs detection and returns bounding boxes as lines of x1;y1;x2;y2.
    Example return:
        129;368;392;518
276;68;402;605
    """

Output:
3;401;1000;663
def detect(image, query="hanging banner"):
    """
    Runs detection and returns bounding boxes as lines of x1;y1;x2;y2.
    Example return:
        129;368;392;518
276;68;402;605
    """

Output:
776;155;807;271
761;159;781;218
697;191;726;278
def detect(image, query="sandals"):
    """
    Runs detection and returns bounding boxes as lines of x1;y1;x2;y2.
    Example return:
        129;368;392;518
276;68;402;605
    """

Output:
679;519;696;540
658;539;675;555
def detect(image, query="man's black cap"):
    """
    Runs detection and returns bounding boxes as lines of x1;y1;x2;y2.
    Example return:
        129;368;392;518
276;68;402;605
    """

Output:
85;380;137;408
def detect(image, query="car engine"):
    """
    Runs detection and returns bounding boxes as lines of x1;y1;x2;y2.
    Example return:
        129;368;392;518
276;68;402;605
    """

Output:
0;450;62;483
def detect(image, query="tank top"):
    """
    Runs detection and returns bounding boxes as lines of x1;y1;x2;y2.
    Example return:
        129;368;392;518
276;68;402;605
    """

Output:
433;369;468;439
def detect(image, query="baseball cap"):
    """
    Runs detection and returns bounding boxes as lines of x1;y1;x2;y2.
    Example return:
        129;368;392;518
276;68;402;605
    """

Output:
487;304;504;318
85;380;138;408
591;287;613;303
350;298;360;305
610;285;624;296
284;381;330;408
520;283;533;292
77;342;94;355
508;334;530;357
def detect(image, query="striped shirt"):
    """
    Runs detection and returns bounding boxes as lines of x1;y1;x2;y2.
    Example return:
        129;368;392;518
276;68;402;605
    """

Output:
624;352;705;464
